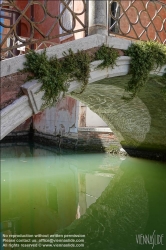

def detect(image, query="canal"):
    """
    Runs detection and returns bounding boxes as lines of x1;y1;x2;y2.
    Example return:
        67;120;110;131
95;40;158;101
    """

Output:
1;143;166;250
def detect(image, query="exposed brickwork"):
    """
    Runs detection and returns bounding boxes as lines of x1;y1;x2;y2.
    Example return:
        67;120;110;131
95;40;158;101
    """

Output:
77;131;120;150
0;72;29;110
12;117;32;132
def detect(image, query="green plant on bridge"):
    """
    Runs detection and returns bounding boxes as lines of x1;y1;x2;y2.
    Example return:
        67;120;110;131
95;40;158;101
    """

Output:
94;44;119;69
62;49;91;94
23;45;118;107
23;49;91;108
126;41;166;98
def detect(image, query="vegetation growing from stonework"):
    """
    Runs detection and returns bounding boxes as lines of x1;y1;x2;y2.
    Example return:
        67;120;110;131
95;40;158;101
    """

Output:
23;49;91;107
22;41;166;107
22;45;119;107
126;41;166;98
94;44;119;69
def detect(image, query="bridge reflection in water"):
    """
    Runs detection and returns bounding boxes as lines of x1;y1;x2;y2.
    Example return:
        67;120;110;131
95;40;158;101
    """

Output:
1;144;166;249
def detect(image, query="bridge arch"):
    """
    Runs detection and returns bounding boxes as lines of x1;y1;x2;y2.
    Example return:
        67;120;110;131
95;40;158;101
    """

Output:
1;35;166;156
2;72;166;157
70;74;166;155
0;55;131;141
70;76;151;150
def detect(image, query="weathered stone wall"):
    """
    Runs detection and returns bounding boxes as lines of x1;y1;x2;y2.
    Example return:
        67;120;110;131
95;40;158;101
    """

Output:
33;96;79;136
33;128;120;152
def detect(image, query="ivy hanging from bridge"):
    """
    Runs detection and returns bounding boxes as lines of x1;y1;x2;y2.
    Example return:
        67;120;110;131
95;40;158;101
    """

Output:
22;45;118;108
22;41;166;108
126;41;166;99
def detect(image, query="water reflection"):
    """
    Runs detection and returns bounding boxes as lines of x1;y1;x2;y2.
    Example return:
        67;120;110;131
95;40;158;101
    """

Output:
1;144;166;249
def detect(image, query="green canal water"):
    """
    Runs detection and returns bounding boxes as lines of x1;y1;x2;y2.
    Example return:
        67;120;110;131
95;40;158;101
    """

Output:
0;144;166;250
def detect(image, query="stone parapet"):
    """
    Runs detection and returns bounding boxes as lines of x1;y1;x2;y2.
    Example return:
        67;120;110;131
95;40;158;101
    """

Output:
1;34;132;78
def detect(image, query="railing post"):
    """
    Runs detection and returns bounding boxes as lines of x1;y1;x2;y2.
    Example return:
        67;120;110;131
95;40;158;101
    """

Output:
88;0;108;36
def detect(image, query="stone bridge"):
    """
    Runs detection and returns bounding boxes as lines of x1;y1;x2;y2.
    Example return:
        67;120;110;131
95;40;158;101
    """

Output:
1;34;166;155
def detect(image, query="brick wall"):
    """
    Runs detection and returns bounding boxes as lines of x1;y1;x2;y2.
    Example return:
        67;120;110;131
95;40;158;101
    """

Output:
0;72;28;110
77;131;120;151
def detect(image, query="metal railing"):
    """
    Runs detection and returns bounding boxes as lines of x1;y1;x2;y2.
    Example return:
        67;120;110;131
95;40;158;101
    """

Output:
0;0;87;60
1;0;166;60
109;0;166;44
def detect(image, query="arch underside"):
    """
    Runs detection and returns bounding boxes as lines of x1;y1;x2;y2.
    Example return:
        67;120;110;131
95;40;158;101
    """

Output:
71;75;166;153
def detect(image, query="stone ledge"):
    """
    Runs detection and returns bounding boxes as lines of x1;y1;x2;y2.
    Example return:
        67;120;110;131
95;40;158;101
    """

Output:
78;127;112;132
1;34;132;77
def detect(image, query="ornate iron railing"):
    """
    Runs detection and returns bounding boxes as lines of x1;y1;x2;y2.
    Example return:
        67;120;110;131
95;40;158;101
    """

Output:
0;0;87;59
1;0;166;60
109;0;166;44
